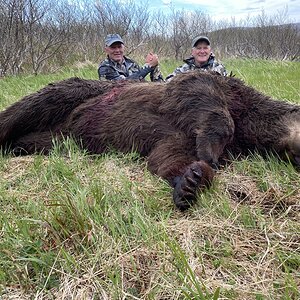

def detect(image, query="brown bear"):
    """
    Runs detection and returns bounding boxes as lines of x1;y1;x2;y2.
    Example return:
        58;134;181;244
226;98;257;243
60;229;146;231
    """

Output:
0;72;299;210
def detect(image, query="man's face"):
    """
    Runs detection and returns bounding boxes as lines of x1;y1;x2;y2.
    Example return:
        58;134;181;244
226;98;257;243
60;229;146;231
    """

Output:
105;42;125;63
192;41;211;66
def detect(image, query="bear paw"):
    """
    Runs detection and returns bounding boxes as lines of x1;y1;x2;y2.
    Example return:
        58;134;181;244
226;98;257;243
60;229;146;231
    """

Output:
172;162;205;211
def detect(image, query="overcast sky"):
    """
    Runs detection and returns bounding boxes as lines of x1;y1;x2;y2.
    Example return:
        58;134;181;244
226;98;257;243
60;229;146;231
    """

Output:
147;0;300;23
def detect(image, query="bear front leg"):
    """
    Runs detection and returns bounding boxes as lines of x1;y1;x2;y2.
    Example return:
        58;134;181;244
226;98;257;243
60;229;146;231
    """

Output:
172;161;214;210
195;111;235;167
147;134;215;210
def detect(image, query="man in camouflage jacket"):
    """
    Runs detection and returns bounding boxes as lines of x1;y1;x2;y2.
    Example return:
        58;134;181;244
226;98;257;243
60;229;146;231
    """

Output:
166;36;227;82
98;34;163;82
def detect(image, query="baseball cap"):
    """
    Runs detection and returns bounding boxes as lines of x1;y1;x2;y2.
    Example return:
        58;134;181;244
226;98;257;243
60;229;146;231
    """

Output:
105;34;124;47
192;36;210;47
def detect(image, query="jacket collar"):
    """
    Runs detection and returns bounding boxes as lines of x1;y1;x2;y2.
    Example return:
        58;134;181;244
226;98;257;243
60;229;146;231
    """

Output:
183;53;215;68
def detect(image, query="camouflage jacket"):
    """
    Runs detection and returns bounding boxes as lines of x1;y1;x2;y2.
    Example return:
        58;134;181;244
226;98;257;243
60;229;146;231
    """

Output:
98;56;163;82
165;54;227;82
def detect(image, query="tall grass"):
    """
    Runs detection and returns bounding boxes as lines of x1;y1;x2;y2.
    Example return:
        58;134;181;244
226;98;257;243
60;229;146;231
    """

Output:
0;59;299;299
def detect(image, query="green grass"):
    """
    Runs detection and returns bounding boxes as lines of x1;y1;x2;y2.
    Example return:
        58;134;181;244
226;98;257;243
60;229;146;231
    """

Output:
0;59;299;299
225;59;300;102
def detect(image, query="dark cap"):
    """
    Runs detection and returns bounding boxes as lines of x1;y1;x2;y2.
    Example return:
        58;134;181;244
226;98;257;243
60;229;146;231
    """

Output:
192;36;210;47
105;34;124;47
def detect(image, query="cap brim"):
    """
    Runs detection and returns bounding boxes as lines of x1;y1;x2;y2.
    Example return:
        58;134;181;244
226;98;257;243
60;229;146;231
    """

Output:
106;39;124;46
193;38;210;47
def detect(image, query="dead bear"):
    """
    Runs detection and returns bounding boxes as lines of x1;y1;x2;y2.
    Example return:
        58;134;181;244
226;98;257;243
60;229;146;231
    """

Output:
0;72;299;210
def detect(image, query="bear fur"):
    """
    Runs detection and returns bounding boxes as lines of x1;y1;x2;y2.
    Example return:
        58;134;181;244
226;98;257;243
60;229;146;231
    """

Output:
0;72;299;210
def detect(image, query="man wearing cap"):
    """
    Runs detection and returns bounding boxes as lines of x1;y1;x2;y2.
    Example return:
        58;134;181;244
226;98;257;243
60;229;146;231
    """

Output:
165;36;227;82
98;34;163;82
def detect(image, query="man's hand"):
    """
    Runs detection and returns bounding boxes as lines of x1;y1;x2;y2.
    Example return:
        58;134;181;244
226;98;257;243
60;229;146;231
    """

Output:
145;52;159;67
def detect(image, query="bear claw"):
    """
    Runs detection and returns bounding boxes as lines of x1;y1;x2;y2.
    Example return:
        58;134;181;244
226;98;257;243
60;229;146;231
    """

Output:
173;163;204;211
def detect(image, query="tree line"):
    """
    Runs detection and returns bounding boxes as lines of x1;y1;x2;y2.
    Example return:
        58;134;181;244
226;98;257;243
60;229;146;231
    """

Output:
0;0;299;76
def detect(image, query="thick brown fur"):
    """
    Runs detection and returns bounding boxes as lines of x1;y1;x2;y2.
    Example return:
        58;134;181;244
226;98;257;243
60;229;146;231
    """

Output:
1;72;299;210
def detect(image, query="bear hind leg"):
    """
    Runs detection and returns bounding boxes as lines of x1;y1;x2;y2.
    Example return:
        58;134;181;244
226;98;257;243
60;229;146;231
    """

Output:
10;131;62;155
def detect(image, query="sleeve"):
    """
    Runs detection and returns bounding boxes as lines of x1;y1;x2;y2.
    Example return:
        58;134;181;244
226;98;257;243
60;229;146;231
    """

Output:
165;65;186;82
98;65;126;81
126;63;154;80
98;61;153;81
220;64;227;76
213;62;227;76
150;65;164;82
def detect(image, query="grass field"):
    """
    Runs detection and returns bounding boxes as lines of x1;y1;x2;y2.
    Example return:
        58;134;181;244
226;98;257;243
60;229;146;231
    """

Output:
0;59;299;299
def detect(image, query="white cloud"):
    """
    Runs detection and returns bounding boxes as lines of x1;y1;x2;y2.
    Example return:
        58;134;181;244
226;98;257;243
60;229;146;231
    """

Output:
170;0;300;22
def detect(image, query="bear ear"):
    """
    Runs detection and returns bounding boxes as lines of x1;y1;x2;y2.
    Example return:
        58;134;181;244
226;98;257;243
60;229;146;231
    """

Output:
228;71;235;77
